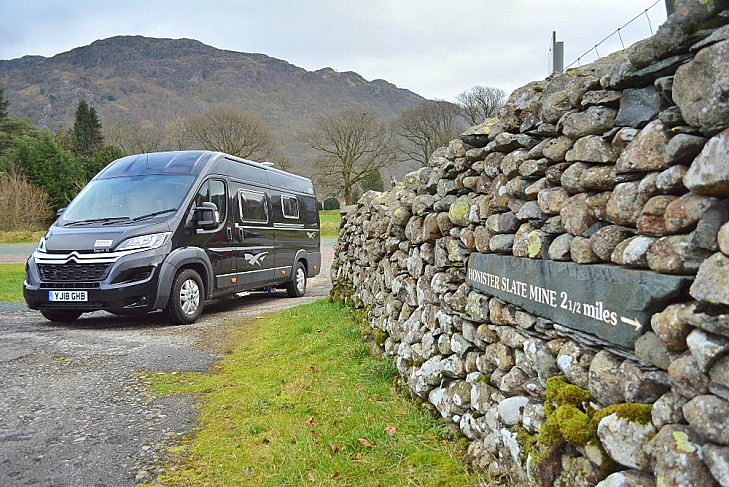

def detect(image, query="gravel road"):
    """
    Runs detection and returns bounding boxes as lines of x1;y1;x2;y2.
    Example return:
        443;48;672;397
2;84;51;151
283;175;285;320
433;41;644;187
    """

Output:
0;239;335;486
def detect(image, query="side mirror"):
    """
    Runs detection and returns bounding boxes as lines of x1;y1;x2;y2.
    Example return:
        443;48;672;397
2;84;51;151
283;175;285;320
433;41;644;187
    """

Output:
56;208;65;216
195;202;219;230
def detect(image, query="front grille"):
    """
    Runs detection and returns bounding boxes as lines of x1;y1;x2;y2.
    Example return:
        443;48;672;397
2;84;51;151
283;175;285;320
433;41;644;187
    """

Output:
38;263;111;282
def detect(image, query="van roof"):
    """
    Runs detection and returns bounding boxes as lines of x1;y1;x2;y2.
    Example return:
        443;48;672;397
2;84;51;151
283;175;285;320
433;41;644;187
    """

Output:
95;151;315;195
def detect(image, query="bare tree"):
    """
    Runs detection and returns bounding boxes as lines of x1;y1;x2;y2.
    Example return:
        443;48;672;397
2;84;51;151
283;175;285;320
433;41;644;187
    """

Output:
456;85;507;126
185;106;275;160
301;108;397;204
0;169;52;231
394;100;466;167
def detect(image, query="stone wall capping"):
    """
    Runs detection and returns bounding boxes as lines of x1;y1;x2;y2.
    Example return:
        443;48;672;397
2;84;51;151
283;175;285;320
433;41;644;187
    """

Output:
331;4;729;483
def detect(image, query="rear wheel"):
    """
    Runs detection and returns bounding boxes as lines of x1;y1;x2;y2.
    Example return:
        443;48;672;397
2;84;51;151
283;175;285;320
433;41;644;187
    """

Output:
286;261;307;297
164;269;204;324
41;310;82;322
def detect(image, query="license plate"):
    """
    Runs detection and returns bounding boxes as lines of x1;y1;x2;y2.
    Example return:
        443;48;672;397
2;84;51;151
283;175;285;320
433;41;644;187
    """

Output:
48;290;88;302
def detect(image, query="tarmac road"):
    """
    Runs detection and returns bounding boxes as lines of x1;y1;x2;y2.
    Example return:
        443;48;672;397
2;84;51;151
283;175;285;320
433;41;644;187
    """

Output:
0;239;335;486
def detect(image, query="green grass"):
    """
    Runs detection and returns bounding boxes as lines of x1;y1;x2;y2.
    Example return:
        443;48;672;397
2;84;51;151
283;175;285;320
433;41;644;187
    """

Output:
0;263;26;301
0;230;45;244
147;300;491;486
320;210;341;239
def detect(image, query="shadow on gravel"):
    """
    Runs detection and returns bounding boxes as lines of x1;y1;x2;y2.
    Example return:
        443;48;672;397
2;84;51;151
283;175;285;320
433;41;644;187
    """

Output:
35;290;301;330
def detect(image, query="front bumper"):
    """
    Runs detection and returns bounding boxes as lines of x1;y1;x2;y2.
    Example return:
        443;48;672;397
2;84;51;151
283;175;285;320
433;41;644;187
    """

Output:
24;246;169;315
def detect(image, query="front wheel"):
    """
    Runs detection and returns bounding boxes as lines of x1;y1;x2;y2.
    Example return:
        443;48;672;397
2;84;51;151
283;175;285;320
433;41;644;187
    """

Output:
41;310;82;322
286;261;307;297
164;269;204;324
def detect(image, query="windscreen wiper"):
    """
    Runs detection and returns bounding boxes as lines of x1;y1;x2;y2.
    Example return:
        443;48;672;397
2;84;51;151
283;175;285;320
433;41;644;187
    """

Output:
130;208;177;222
64;216;130;226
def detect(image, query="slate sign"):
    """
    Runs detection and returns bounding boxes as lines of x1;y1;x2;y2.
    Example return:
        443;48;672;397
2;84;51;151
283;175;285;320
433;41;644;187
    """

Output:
466;253;692;348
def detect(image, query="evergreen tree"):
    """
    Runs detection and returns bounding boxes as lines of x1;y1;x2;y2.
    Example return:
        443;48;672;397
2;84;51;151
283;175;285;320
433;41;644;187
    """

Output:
73;100;104;157
0;87;9;120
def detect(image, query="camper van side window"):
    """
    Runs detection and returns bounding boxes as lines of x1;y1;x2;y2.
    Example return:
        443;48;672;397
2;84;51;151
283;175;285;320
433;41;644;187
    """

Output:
196;179;226;224
238;189;268;223
281;195;300;219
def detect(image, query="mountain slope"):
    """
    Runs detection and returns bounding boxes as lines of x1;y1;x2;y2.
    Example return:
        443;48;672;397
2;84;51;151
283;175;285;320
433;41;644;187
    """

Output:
0;36;425;175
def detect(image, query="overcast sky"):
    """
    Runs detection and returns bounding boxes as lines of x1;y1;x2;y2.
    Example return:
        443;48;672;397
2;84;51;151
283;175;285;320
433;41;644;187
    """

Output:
1;0;667;101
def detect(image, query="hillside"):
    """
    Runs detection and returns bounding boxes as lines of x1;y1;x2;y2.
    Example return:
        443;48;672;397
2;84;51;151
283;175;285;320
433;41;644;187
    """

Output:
0;36;426;177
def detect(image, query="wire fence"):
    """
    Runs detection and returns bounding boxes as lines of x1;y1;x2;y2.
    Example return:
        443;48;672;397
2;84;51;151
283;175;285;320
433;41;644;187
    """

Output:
548;0;664;74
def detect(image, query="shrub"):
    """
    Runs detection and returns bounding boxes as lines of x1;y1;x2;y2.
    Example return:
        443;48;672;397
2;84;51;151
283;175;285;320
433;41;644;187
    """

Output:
0;170;52;231
323;197;341;210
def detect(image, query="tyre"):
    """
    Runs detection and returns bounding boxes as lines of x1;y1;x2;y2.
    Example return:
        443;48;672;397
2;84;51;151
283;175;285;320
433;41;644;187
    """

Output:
164;268;204;324
41;309;82;322
286;261;307;298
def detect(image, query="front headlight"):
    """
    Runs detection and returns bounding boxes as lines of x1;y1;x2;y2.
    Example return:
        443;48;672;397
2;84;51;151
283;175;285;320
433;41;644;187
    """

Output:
37;236;47;253
116;232;171;251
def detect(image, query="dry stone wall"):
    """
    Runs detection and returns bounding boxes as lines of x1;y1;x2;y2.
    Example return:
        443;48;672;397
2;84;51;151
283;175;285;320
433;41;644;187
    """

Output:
331;2;729;486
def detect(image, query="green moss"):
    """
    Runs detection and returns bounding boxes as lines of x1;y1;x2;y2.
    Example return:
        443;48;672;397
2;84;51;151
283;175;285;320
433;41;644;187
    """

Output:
552;405;593;446
374;330;388;347
476;374;491;385
590;403;653;430
516;426;538;463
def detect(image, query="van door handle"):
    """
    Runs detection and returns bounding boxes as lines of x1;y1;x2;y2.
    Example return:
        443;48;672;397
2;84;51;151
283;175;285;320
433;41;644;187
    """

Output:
238;228;245;241
226;227;233;241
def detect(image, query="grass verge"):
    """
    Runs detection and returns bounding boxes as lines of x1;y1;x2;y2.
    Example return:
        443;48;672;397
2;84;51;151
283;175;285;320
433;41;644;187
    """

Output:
319;210;341;239
0;230;45;244
0;263;25;301
147;300;490;486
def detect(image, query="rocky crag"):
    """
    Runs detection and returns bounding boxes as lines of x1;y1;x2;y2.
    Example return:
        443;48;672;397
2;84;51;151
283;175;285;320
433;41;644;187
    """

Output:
331;1;729;485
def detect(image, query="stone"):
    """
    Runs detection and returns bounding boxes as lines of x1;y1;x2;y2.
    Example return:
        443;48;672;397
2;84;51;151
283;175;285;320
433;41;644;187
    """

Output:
646;425;718;487
613;127;639;149
634;331;674;370
560;106;618;139
590;225;634;262
566;135;618;163
664;193;722;234
712;356;729;390
615;120;670;174
519;158;550;179
512;223;538;258
721;222;729;255
659;106;686;126
647;235;710;275
582;165;618;192
570;236;600;264
690;252;729;305
538;187;570;215
684;129;729;196
545;162;571;184
587;192;612;221
581;90;622;109
589;351;625;406
692;201;729;252
548;233;573;261
542;136;574;162
651;303;693;352
668;352;710;398
656;165;688;194
673;40;729;134
611;235;655;267
497;396;529;426
561;193;597;236
595;471;655;487
460;118;498;148
704;444;729;487
557;341;590;389
607;181;648;227
686;329;729;373
638;195;679;236
560;162;591;194
500;149;529;178
474;226;493;253
619;360;671;403
597;412;656;470
664;133;707;166
683;395;729;445
615;86;667;128
489;234;515;254
652;391;689;429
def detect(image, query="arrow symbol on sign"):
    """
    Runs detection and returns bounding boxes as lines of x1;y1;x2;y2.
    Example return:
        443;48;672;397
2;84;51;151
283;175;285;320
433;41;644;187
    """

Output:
620;316;642;331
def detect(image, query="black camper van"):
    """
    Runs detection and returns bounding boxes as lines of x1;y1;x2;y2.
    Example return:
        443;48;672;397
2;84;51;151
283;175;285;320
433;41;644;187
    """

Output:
24;151;321;324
